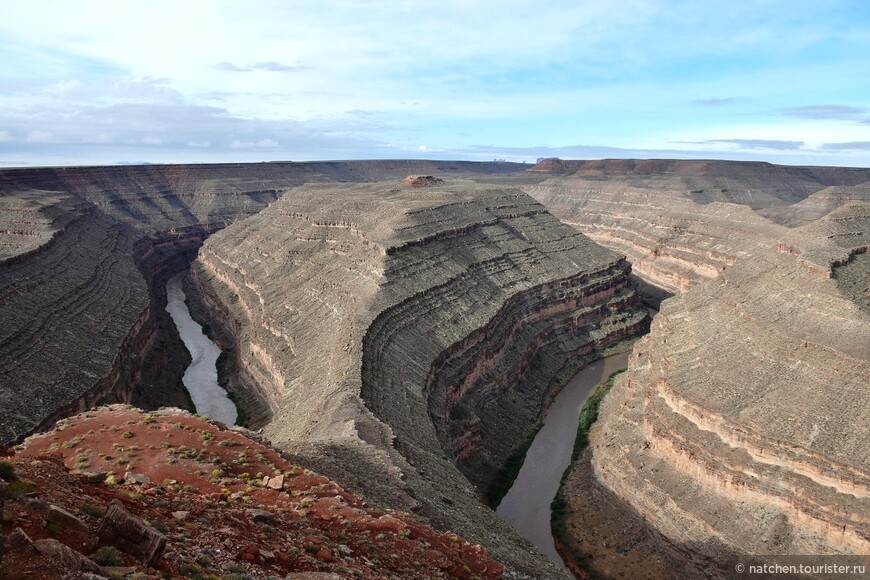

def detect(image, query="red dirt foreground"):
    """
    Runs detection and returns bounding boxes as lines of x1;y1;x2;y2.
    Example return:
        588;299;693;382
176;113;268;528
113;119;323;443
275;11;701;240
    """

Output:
0;404;505;579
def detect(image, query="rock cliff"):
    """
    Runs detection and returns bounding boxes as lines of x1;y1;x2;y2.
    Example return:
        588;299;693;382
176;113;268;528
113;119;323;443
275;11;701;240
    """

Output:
522;159;870;295
531;160;870;576
590;231;869;564
188;180;648;576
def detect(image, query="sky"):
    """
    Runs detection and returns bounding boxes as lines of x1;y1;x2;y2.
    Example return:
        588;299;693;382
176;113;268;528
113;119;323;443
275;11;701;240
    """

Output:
1;0;869;167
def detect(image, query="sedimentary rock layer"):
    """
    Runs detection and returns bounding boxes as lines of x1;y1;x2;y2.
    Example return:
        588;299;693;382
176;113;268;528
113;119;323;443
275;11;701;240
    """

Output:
189;180;647;576
589;220;870;563
523;161;870;574
0;161;527;446
523;161;870;294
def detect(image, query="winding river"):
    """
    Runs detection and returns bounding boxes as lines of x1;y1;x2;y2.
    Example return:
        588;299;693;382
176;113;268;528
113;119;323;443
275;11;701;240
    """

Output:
497;352;630;573
164;273;238;425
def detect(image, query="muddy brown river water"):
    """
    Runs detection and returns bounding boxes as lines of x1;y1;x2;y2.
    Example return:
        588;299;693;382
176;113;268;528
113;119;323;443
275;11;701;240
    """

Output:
165;273;238;426
496;352;630;573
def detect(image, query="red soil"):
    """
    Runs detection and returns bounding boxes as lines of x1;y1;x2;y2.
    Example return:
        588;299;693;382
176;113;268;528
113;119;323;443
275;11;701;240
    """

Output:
1;404;504;579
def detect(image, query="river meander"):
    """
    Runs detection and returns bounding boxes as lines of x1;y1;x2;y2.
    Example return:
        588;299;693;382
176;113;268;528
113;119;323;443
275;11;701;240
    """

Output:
165;273;237;425
496;352;630;573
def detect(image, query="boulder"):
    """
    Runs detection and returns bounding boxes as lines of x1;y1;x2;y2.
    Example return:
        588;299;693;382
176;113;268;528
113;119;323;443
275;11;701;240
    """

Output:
245;508;276;525
97;500;165;565
79;471;107;484
266;474;284;490
33;538;103;574
123;472;151;485
45;504;89;533
3;527;39;561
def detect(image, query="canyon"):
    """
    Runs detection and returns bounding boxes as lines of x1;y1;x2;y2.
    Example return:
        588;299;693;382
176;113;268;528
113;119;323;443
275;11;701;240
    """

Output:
1;158;868;578
524;159;870;577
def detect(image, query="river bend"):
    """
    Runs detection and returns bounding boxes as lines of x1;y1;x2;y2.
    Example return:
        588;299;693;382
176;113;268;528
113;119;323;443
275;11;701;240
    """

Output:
164;273;237;425
497;352;630;572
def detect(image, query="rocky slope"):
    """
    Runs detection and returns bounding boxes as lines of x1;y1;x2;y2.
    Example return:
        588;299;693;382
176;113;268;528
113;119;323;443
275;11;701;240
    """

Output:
0;404;503;579
188;179;648;576
589;234;869;564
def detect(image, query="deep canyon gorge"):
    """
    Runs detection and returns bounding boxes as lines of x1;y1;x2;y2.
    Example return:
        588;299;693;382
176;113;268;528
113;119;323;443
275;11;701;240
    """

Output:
1;159;868;579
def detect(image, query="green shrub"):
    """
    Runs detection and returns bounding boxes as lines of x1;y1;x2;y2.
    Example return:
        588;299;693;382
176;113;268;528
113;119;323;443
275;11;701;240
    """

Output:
5;479;35;498
94;545;124;566
81;503;105;519
45;521;61;534
0;460;17;481
180;562;204;579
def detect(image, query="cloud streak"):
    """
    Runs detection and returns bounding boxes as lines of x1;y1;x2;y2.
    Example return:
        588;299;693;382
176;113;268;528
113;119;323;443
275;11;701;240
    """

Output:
700;139;806;151
214;61;310;73
779;105;868;121
691;97;739;106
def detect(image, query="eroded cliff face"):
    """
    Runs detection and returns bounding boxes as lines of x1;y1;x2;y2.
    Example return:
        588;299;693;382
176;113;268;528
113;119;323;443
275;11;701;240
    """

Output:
522;161;870;576
523;160;870;294
0;165;304;444
189;180;647;577
584;209;870;568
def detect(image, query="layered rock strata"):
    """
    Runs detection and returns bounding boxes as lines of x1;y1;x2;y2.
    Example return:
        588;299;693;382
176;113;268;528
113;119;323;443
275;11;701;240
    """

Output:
588;218;870;565
523;159;870;294
0;162;528;446
189;180;648;576
523;161;870;575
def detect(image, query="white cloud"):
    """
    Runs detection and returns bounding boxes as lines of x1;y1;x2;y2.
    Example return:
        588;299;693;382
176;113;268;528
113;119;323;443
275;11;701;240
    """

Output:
26;130;53;143
0;131;11;142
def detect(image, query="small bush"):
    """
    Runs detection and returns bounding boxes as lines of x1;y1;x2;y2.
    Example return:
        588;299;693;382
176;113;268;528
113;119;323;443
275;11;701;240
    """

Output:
122;431;134;439
45;521;61;534
0;460;18;481
94;545;124;566
180;562;204;579
227;563;246;574
5;479;36;498
81;503;105;519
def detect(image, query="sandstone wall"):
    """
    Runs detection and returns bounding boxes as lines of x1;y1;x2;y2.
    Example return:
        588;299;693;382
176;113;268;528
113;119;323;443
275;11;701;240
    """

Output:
523;160;870;294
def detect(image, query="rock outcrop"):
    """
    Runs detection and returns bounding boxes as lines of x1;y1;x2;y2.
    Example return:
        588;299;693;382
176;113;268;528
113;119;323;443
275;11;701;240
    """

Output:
188;179;648;576
0;405;504;578
523;160;870;295
590;236;869;562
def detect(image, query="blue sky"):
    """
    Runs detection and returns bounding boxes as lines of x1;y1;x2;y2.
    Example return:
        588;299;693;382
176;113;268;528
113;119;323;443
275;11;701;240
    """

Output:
1;0;869;167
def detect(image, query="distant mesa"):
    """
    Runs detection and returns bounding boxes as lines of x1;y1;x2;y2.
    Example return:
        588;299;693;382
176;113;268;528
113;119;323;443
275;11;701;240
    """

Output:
528;157;569;173
400;174;444;187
